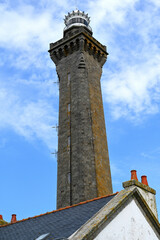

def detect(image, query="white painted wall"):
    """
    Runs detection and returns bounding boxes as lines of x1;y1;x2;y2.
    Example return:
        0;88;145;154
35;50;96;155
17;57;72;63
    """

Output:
94;199;159;240
138;187;158;219
125;185;158;219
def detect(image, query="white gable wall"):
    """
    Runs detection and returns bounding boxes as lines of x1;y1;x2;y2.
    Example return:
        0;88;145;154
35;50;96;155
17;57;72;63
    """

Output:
94;199;159;240
124;185;158;219
137;187;158;219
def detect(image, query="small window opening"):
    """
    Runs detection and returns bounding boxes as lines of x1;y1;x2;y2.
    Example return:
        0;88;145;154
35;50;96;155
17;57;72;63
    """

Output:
67;103;71;115
68;172;71;184
67;73;70;86
68;103;70;112
68;136;71;146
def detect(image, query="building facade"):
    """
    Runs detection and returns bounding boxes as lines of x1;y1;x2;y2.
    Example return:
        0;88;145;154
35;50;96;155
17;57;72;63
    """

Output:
49;10;113;209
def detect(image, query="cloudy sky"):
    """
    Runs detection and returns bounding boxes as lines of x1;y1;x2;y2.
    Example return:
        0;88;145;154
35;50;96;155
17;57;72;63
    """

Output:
0;0;160;222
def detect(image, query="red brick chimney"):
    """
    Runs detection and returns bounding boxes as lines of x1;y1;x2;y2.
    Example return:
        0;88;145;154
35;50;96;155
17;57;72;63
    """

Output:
0;215;3;220
141;175;148;186
11;214;17;223
130;170;138;181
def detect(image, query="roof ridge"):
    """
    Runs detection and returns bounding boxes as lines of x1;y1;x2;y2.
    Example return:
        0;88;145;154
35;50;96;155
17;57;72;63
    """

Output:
0;192;118;228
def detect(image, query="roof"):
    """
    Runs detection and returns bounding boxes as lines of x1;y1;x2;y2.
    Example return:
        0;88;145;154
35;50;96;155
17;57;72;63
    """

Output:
70;188;160;240
0;193;117;240
0;219;8;226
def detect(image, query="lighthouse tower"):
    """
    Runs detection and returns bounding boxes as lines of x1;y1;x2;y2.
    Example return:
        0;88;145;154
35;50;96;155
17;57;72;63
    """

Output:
49;10;113;209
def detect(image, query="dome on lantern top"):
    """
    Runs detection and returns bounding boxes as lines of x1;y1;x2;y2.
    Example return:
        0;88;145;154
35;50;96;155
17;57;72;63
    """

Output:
64;10;92;32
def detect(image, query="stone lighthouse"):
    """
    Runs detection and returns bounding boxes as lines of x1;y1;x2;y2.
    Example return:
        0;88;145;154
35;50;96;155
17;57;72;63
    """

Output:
49;10;113;209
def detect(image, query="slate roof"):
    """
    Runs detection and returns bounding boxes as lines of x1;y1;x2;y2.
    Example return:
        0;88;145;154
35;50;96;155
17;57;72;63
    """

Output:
0;193;117;240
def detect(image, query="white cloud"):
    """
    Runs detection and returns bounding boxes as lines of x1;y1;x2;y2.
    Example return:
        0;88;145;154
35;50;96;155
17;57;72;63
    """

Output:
0;0;160;147
0;0;61;149
88;0;138;33
102;57;160;120
94;0;160;120
0;2;65;70
0;0;75;53
151;0;160;7
0;87;57;149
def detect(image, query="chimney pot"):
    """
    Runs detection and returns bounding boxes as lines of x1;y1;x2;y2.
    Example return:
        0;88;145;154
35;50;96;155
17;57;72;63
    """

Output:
131;170;138;181
0;215;3;220
141;175;148;186
11;214;17;223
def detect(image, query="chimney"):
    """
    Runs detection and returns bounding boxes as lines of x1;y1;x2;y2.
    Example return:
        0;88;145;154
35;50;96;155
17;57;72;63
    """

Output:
0;215;3;220
123;170;158;219
131;170;138;181
141;175;148;186
11;214;17;223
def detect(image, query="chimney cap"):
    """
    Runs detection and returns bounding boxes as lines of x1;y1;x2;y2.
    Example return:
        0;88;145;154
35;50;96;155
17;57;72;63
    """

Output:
11;214;17;223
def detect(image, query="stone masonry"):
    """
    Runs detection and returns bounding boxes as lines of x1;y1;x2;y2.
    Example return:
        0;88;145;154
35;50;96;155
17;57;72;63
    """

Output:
49;24;113;209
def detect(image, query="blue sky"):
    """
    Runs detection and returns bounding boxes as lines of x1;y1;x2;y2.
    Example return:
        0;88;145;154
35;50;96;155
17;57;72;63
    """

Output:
0;0;160;222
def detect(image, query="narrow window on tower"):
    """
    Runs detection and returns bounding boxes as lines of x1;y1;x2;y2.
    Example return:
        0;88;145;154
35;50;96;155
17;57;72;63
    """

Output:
67;73;70;86
67;103;70;115
67;172;71;184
